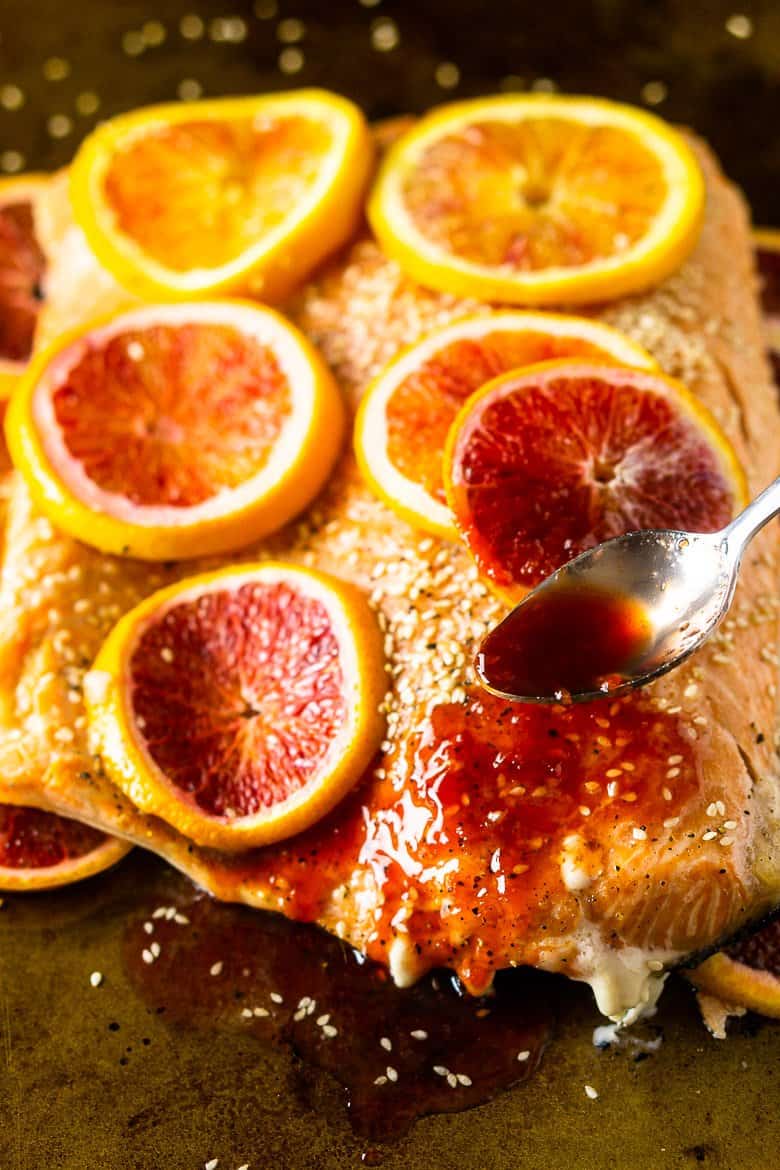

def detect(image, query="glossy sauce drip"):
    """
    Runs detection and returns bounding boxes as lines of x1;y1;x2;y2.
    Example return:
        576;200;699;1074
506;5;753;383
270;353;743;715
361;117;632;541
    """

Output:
123;888;554;1141
477;582;654;701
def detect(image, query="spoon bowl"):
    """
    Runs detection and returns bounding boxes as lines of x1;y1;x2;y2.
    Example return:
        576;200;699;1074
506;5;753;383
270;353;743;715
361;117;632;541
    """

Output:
477;476;780;704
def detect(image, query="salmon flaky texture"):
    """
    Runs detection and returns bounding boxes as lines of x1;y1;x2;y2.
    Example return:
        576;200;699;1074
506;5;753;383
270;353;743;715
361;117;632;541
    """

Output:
0;135;779;1023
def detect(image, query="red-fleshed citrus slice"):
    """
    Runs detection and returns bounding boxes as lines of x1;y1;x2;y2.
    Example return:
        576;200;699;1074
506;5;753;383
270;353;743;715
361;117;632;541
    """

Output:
688;917;780;1022
755;228;780;385
69;91;373;302
443;360;747;602
0;803;130;891
0;174;48;399
84;563;386;852
368;94;704;305
5;300;345;560
354;311;658;539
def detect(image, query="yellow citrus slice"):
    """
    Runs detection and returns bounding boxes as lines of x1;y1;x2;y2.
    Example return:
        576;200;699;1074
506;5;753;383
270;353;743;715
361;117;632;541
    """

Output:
0;173;49;399
354;311;658;539
84;563;386;852
443;360;747;602
0;803;130;891
5;300;345;560
368;94;705;305
687;917;780;1021
69;90;373;301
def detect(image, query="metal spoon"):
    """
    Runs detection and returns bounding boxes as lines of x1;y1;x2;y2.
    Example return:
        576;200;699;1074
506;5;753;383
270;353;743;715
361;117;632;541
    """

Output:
476;476;780;704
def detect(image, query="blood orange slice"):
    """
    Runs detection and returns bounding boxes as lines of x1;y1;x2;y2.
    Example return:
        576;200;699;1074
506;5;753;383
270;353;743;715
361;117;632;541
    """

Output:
84;563;386;852
0;175;48;399
443;360;747;601
368;95;704;305
0;803;130;891
688;918;780;1023
755;228;780;385
354;311;657;539
69;92;373;302
5;301;345;560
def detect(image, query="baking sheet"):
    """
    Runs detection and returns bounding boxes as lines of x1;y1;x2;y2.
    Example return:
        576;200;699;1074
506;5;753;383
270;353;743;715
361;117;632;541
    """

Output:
0;1;778;1166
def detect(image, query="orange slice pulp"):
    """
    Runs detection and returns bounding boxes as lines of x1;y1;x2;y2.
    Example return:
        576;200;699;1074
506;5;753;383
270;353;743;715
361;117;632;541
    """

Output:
369;94;705;305
0;803;130;891
69;91;374;301
443;360;747;602
84;563;386;852
354;311;658;539
5;300;345;560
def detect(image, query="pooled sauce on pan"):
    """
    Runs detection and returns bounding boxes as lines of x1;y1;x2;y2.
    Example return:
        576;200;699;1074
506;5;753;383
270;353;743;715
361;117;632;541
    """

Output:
123;891;555;1142
477;582;654;702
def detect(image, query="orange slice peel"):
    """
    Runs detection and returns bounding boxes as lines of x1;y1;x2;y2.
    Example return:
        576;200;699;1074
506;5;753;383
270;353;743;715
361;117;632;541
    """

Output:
5;299;345;560
369;94;705;305
354;310;659;539
84;562;387;852
443;359;748;602
69;90;374;301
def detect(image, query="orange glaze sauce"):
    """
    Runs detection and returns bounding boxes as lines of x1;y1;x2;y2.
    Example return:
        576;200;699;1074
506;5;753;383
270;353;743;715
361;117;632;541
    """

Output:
226;690;701;993
477;581;654;701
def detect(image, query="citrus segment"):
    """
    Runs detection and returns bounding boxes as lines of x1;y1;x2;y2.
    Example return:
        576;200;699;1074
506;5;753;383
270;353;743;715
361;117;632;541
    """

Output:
0;803;130;891
6;301;345;560
0;175;48;398
355;311;657;538
69;91;373;301
84;563;386;852
688;917;780;1021
368;95;705;304
444;361;746;600
755;228;780;385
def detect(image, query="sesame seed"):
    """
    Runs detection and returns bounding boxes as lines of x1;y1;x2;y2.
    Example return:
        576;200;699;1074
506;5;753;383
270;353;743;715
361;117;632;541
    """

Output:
142;949;155;965
584;1084;599;1100
456;1073;472;1086
371;16;400;51
632;828;647;841
278;47;304;74
446;1073;458;1088
517;1050;530;1062
210;961;223;976
373;1075;387;1086
719;836;734;847
143;922;154;934
706;802;718;817
702;831;717;841
386;1066;398;1082
89;971;103;988
662;787;673;801
380;1036;392;1051
410;1029;428;1040
316;1014;331;1026
433;1065;448;1076
322;1024;338;1038
725;13;752;39
723;820;737;830
641;80;668;106
150;942;161;958
254;1007;269;1018
205;1161;218;1170
241;1008;253;1019
663;817;680;828
270;992;283;1004
435;62;460;89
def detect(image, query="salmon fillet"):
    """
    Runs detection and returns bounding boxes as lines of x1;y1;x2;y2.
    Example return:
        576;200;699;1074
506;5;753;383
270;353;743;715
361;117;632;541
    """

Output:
0;136;778;1022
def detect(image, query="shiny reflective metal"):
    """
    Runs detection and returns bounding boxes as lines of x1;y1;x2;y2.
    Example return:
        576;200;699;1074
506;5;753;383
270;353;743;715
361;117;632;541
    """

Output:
477;476;780;704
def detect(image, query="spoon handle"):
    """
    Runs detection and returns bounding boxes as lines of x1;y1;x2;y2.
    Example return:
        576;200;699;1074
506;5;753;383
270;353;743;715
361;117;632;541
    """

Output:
723;475;780;552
